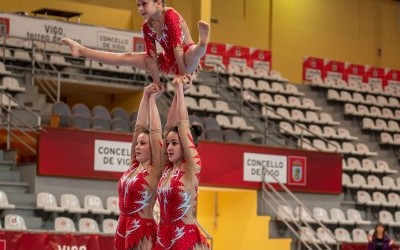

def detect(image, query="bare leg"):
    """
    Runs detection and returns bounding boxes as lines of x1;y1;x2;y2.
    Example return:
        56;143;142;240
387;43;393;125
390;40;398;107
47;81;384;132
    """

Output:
184;21;210;74
62;38;150;70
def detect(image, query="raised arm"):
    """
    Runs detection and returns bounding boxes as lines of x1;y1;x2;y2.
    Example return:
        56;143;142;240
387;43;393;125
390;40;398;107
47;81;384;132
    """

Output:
148;84;163;174
130;85;152;164
62;38;143;66
165;85;178;132
175;80;201;170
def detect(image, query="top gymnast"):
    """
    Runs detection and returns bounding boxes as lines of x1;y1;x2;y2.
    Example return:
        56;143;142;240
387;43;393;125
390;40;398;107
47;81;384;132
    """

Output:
62;0;210;85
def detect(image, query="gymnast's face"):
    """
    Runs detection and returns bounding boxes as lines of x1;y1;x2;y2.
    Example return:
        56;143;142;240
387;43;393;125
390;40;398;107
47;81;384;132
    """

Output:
136;0;161;20
135;133;151;163
166;131;183;163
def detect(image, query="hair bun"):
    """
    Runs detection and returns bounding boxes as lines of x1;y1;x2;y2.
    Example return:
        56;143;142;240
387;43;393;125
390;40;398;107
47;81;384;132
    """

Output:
190;122;203;137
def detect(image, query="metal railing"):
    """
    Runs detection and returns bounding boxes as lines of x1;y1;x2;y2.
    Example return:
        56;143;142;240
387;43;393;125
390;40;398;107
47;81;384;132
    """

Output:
261;165;340;250
211;63;340;152
0;90;41;154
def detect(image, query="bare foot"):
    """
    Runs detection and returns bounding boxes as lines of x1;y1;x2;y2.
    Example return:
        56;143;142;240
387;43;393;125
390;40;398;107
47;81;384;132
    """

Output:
198;21;209;47
61;38;82;57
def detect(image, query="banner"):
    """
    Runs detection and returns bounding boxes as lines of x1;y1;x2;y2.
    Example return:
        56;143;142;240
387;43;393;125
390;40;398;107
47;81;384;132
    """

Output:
0;231;114;250
249;48;271;71
302;56;324;82
365;66;385;87
225;45;250;67
344;63;365;83
385;69;400;88
324;60;345;81
38;128;342;194
0;12;141;51
203;42;226;67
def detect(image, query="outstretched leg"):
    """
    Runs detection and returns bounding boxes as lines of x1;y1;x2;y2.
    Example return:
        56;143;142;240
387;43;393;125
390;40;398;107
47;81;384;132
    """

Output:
184;21;210;74
62;38;149;71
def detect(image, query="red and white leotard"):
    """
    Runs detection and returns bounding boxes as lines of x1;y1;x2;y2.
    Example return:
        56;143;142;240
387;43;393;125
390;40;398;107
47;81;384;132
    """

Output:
115;125;162;250
142;8;195;75
154;120;209;250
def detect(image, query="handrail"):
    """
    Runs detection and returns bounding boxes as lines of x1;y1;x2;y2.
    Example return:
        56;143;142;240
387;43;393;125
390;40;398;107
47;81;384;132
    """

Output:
212;63;339;152
261;165;340;250
195;220;213;249
0;90;41;154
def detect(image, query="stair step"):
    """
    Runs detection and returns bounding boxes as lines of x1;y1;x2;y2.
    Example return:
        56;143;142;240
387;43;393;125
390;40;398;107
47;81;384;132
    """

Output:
0;171;20;182
0;181;29;193
7;193;36;206
0;161;14;171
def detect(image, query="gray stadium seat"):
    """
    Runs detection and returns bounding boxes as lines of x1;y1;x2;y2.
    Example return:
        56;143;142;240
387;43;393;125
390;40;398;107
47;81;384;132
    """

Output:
91;105;111;120
91;116;111;131
111;118;129;132
111;107;130;123
223;129;241;143
51;101;71;127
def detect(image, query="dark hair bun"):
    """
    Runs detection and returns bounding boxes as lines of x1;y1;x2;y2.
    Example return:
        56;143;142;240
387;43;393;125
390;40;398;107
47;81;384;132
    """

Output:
190;122;203;137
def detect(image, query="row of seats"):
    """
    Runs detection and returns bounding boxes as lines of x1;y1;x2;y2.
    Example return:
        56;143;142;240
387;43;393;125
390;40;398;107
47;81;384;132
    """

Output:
0;190;119;216
0;214;117;234
264;107;339;126
381;132;400;146
167;83;220;99
51;102;138;132
311;76;400;98
36;192;119;216
345;103;400;121
278;205;370;226
185;96;238;115
343;173;400;191
228;76;296;95
300;139;377;156
280;122;357;141
343;158;398;174
328;89;400;108
362;117;400;133
243;91;321;111
301;226;370;244
357;190;400;208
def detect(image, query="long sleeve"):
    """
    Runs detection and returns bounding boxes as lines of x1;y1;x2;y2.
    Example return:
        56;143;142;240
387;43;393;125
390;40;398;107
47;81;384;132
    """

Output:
177;120;201;170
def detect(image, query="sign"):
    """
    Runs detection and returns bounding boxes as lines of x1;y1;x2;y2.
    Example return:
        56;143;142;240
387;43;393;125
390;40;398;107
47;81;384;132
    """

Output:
133;37;145;52
38;127;342;194
243;153;287;183
324;60;345;81
385;69;400;88
203;42;226;67
0;240;5;250
94;139;131;172
0;12;141;51
249;48;271;71
365;66;385;87
0;231;114;250
344;63;365;83
302;56;324;82
287;156;307;186
225;45;250;67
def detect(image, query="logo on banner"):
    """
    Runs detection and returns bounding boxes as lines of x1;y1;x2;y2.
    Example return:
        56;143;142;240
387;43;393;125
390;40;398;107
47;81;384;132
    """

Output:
243;152;287;183
0;17;10;35
288;156;307;186
0;240;5;250
133;37;145;52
